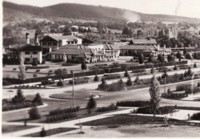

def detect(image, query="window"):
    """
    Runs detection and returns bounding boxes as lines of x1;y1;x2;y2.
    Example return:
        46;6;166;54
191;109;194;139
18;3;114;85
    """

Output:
53;42;57;46
25;51;30;55
33;58;38;62
33;51;38;54
43;42;47;45
48;42;52;46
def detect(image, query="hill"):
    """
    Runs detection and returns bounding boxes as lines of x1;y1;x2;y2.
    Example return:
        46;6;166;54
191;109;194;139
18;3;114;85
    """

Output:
3;1;200;24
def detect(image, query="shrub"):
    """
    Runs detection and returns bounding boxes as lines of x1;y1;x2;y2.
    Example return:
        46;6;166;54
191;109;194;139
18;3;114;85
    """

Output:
46;113;76;122
12;89;25;104
96;103;118;112
134;76;140;85
28;106;41;120
191;113;200;120
40;127;47;137
126;76;132;86
32;93;43;105
94;74;99;82
186;53;192;59
197;82;200;87
41;80;54;85
87;95;96;114
57;80;64;87
150;67;155;74
124;70;129;77
116;101;150;107
36;69;40;73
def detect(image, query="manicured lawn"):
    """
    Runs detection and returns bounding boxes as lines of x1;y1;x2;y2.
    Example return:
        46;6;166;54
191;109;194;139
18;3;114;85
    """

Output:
24;127;76;137
81;114;188;126
2;125;38;133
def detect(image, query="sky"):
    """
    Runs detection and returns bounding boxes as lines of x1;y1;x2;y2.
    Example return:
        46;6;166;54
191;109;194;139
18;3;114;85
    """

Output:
3;0;200;19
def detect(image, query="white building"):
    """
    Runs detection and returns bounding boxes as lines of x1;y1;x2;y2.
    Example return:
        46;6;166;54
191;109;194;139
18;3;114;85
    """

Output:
40;35;82;54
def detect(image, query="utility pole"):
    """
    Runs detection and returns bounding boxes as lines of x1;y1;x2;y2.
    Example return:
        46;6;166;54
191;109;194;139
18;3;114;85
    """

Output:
164;76;166;94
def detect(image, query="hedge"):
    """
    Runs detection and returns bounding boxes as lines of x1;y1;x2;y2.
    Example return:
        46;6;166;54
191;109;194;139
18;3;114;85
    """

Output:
3;101;40;111
49;106;80;116
161;93;187;99
69;77;89;84
116;101;150;107
3;70;104;85
46;113;76;122
26;66;49;70
136;106;175;114
103;74;121;80
96;103;118;112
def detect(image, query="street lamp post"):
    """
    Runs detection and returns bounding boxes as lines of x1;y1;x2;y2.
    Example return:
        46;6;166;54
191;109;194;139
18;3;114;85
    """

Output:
72;71;75;108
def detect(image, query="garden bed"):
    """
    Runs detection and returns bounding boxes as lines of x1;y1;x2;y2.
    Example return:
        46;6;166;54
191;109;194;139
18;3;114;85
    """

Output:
191;113;200;120
24;128;76;137
116;101;150;107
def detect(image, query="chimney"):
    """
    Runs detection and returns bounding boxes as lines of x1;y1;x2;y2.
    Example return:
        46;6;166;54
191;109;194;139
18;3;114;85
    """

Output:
34;33;39;45
26;33;30;44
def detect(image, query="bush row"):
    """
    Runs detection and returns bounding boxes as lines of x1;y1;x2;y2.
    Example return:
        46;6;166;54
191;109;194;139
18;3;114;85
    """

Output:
116;101;150;107
3;70;104;85
46;113;76;122
103;74;121;80
103;61;187;73
26;66;49;70
161;93;187;100
49;106;80;116
136;106;175;114
69;77;89;84
3;101;38;111
96;103;118;112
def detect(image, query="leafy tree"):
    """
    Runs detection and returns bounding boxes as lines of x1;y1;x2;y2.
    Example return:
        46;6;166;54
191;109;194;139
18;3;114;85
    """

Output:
138;53;144;64
149;76;161;116
54;69;68;79
94;74;99;82
81;60;87;71
134;76;140;85
186;53;192;59
32;93;43;105
40;127;47;137
151;67;155;74
187;67;192;76
157;54;165;63
86;95;96;114
176;51;182;61
12;89;25;104
28;106;41;120
57;80;64;86
126;76;132;86
173;65;177;70
122;27;133;37
167;88;171;94
197;82;200;87
118;78;125;89
148;55;153;62
167;54;175;62
161;69;168;79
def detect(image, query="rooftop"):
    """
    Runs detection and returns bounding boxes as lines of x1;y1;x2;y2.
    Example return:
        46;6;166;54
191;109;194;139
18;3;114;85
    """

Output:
18;44;42;51
130;39;157;45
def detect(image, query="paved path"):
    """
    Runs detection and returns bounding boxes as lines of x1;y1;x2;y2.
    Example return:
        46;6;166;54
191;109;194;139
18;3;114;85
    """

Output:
3;108;133;137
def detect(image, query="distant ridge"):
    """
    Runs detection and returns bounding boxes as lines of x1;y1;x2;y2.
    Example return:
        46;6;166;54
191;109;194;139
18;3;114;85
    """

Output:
3;1;200;24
